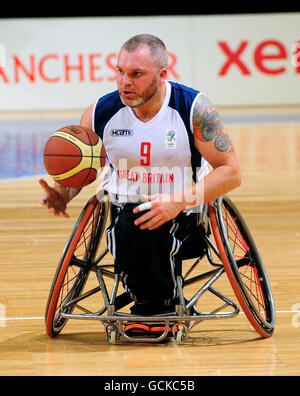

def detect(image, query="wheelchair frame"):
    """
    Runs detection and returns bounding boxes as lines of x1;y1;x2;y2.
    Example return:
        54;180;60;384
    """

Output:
45;193;276;344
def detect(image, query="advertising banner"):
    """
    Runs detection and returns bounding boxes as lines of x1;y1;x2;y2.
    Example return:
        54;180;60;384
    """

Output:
0;14;299;110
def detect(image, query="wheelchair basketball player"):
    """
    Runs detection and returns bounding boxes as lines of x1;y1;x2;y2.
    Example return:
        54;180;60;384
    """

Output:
40;34;241;337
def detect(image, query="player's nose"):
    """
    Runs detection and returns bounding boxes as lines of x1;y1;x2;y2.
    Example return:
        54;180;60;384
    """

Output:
121;72;133;87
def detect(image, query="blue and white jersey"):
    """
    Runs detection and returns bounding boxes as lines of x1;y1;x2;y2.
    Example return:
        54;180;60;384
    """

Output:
93;81;209;204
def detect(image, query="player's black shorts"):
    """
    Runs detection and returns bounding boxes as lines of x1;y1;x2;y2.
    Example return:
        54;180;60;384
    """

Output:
106;203;205;305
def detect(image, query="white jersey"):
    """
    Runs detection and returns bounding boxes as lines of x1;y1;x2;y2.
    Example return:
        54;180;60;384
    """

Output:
93;81;209;204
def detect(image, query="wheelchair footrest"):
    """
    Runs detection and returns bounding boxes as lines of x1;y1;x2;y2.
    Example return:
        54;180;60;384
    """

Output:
119;320;181;343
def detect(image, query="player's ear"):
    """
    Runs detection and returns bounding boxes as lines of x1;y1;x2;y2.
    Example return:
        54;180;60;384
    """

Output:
159;67;168;83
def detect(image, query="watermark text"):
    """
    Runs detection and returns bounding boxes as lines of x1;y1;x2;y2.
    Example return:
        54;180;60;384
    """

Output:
291;303;300;328
0;44;5;68
0;303;6;327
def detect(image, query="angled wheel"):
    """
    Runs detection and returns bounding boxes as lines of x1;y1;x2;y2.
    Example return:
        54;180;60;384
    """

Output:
209;196;276;338
45;193;109;337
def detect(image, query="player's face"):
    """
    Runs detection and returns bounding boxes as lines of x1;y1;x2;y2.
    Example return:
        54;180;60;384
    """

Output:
116;48;164;108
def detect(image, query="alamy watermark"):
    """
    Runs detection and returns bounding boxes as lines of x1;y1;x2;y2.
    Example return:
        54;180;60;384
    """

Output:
96;160;206;210
0;43;5;68
291;303;300;328
0;303;6;327
292;42;300;70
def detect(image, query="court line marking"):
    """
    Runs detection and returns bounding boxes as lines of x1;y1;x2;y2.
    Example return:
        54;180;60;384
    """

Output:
0;310;299;321
1;317;44;321
0;173;48;183
222;113;300;124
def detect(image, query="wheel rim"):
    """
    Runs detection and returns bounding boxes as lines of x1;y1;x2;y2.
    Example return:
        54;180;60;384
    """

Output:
46;195;109;336
218;197;275;330
209;197;275;337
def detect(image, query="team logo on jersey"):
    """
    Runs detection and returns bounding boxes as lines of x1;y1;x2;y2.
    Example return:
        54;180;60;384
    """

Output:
110;129;133;136
165;129;177;149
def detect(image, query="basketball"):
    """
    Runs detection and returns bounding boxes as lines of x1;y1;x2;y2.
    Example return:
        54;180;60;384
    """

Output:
43;125;106;188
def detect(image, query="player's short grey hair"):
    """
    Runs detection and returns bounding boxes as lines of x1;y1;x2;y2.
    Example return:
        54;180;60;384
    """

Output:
121;34;168;70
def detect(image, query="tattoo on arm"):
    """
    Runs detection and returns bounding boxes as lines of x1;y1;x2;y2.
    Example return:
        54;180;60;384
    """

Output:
193;95;233;153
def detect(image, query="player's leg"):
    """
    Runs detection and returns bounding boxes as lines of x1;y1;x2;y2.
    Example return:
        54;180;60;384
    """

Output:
108;205;177;311
107;205;197;337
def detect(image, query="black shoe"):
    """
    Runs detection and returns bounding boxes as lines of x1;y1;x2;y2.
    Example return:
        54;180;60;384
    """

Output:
124;323;151;337
149;323;178;337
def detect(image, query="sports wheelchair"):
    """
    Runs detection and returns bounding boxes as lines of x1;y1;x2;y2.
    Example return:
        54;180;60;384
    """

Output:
45;192;276;344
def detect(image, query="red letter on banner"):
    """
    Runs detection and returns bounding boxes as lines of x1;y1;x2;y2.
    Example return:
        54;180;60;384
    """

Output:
106;53;117;82
293;41;300;74
64;54;84;82
218;41;251;76
0;67;9;83
13;55;36;83
39;54;60;82
89;53;103;82
254;40;287;74
167;52;180;79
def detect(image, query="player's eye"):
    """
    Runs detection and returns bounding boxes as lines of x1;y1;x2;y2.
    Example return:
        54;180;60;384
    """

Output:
117;67;124;75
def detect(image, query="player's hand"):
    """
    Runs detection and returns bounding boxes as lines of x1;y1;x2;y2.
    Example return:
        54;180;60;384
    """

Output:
39;179;70;218
133;194;185;230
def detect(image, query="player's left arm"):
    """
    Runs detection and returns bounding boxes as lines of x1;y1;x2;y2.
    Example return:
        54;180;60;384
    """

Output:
191;94;241;204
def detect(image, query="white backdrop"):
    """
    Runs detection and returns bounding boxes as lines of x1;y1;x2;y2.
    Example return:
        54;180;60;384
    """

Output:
0;13;299;110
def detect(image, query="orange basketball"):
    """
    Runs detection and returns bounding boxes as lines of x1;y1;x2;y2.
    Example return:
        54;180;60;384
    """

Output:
43;125;106;188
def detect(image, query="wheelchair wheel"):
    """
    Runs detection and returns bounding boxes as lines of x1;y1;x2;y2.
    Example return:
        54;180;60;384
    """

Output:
45;194;109;337
208;196;276;338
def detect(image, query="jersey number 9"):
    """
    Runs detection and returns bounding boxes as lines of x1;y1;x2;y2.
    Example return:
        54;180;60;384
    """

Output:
140;142;151;166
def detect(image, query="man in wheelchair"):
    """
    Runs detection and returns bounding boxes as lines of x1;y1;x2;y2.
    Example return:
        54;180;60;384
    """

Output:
40;34;241;338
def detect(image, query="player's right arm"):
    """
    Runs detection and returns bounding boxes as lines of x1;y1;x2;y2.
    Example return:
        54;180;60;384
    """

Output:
39;102;96;217
39;179;72;218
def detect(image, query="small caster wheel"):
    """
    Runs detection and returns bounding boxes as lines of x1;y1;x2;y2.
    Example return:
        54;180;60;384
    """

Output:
176;329;185;345
108;329;117;345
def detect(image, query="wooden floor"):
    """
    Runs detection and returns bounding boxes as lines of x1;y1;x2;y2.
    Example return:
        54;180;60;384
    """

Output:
0;119;300;376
